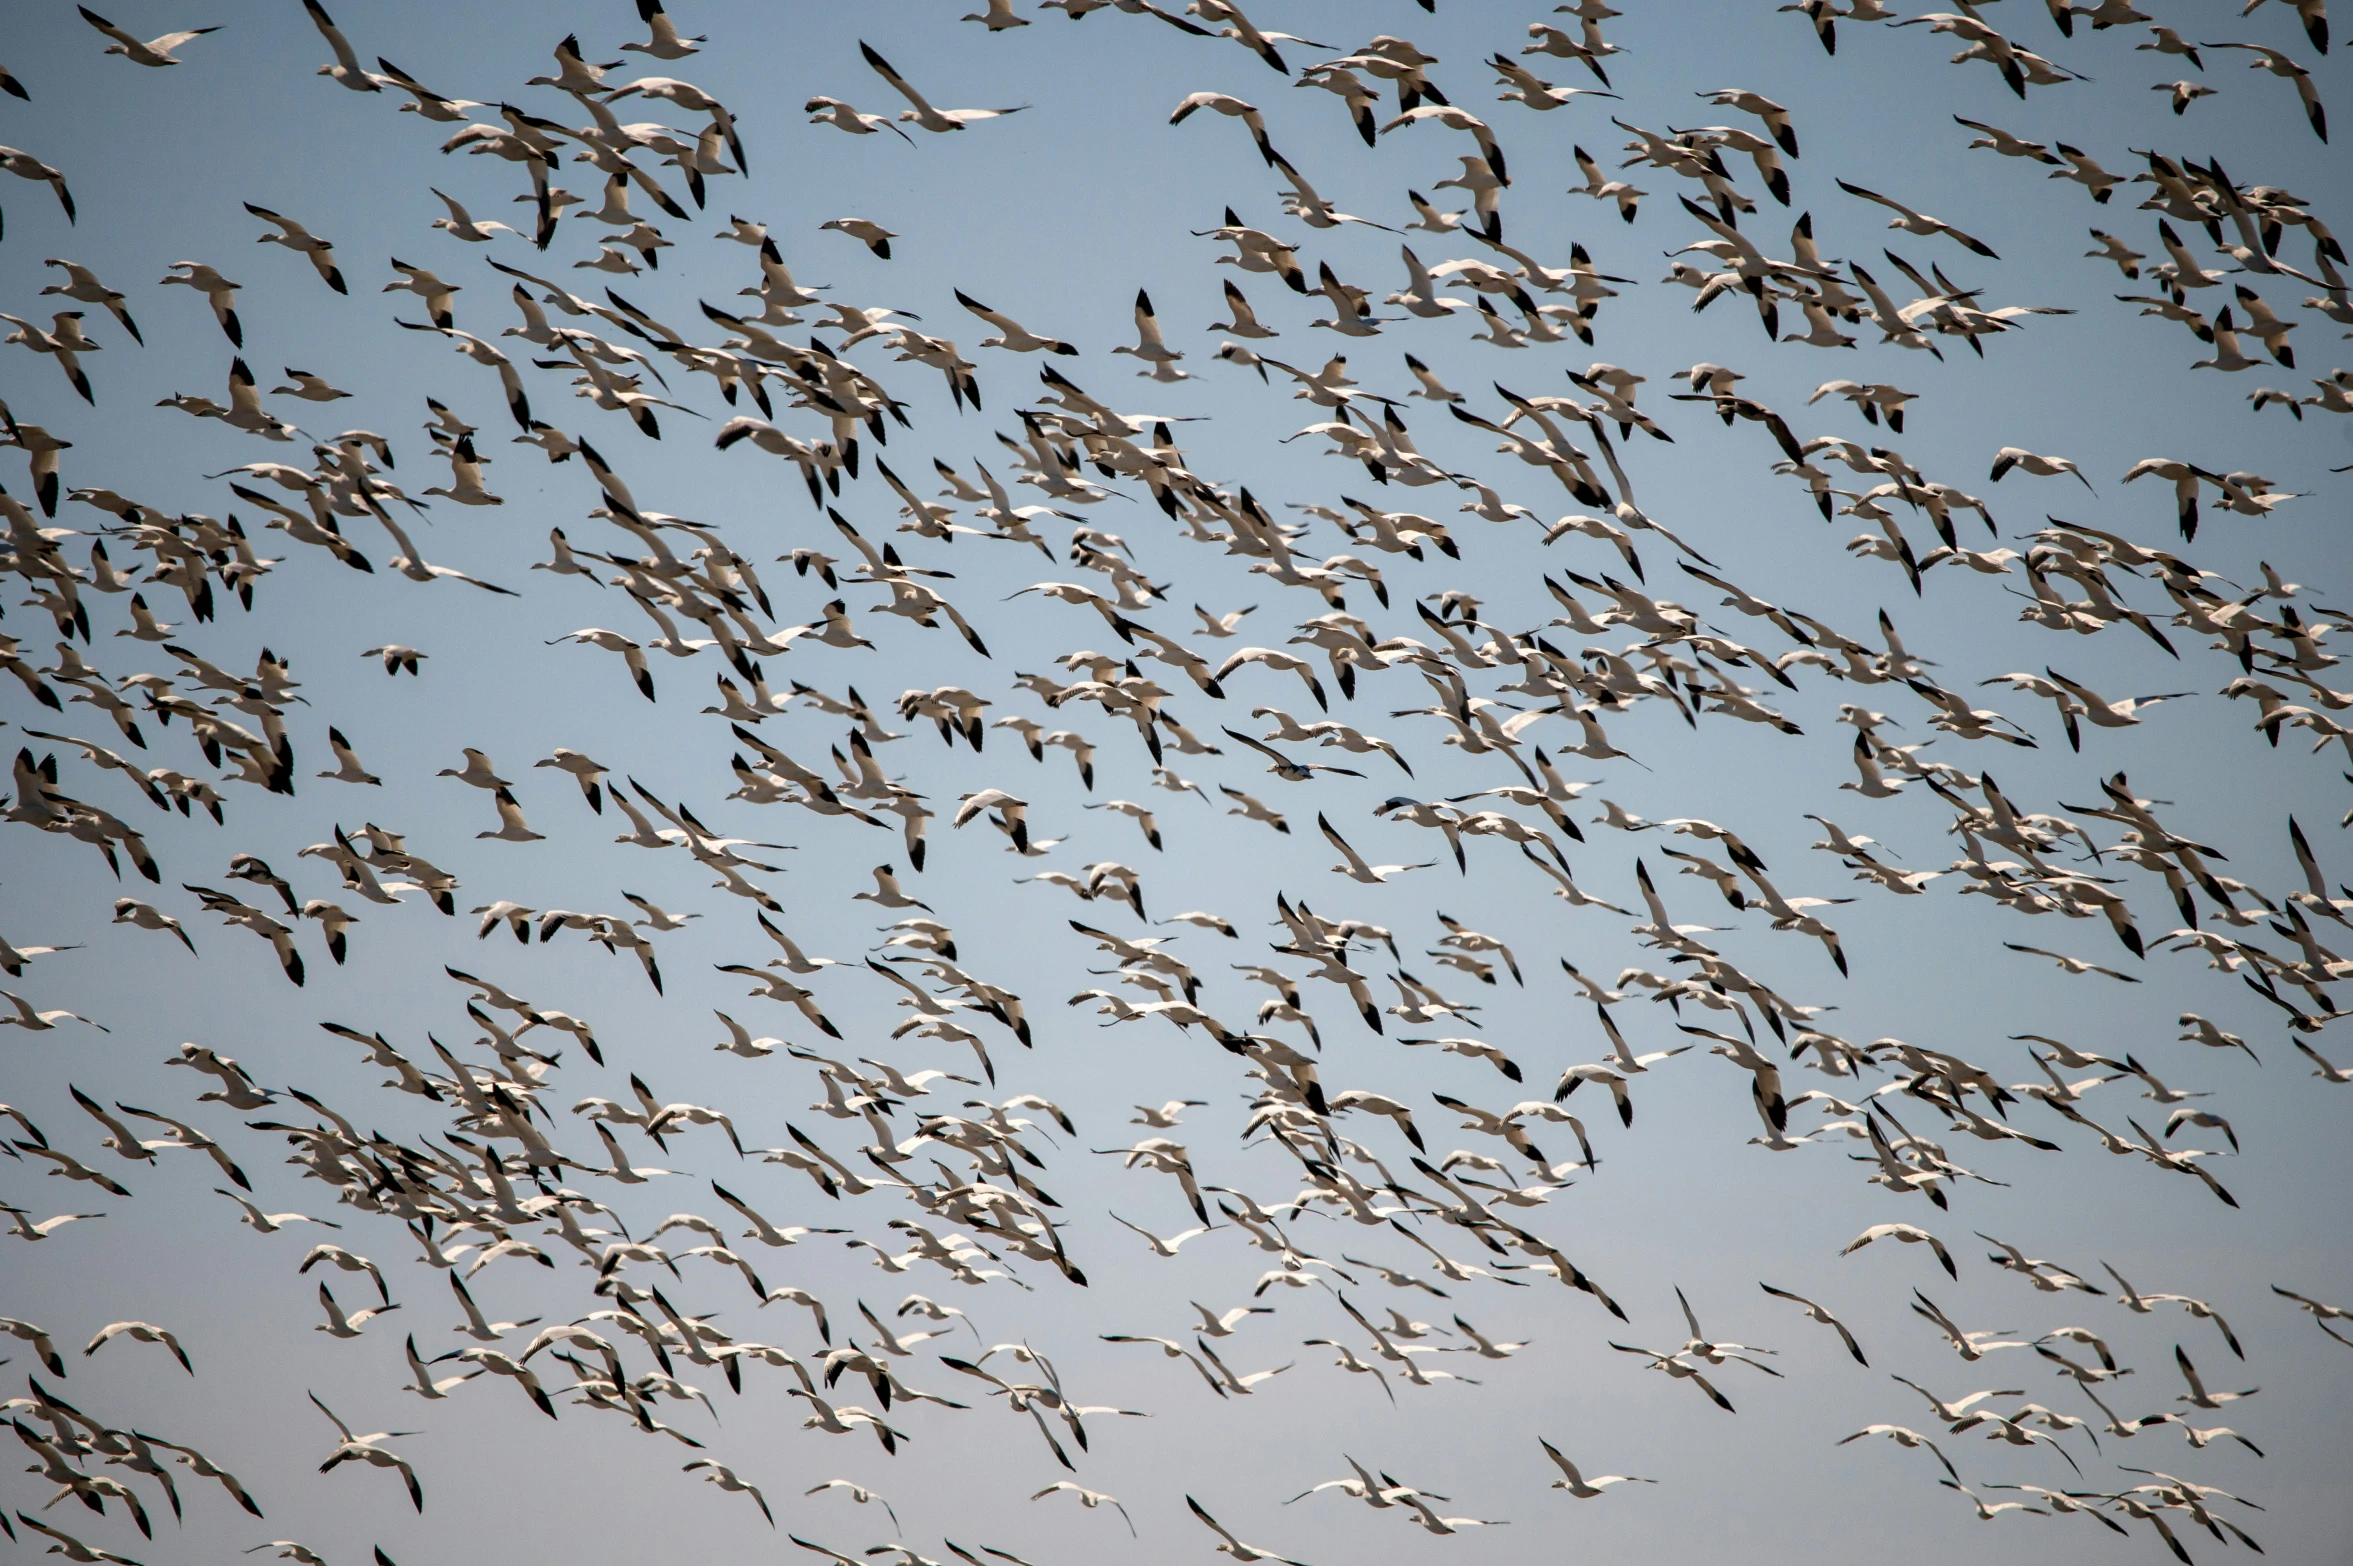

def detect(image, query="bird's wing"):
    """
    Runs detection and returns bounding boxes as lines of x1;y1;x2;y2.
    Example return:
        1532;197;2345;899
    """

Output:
1185;1496;1241;1546
307;1391;353;1441
1835;179;1911;217
1317;814;1371;872
860;42;937;115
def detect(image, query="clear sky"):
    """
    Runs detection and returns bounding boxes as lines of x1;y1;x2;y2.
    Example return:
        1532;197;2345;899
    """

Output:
2;1;2349;1563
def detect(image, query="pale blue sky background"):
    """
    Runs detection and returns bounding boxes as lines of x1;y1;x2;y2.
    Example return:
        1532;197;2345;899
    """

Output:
2;2;2349;1563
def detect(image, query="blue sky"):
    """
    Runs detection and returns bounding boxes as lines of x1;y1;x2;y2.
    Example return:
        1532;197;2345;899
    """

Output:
2;1;2349;1562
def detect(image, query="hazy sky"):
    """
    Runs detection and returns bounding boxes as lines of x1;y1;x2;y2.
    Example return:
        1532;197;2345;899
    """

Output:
3;2;2350;1564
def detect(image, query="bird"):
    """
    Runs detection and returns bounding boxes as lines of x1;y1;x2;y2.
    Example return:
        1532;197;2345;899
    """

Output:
2292;1037;2353;1084
859;41;1029;131
310;1393;423;1511
1224;728;1361;781
1032;1481;1134;1535
2;1205;104;1241
362;644;428;676
1759;1283;1869;1364
1909;1290;2031;1360
2154;78;2218;114
684;1461;774;1526
437;748;511;790
534;749;611;812
300;0;378;90
2003;943;2140;981
37;260;135;340
1843;1223;1958;1278
112;898;196;953
1838;1425;1958;1482
217;1189;339;1232
547;629;655;699
819;218;897;259
2173;1345;2257;1409
79;7;219;67
1187;1495;1312;1565
17;1515;144;1565
1610;1341;1736;1411
2205;40;2326;141
856;865;932;912
315;1283;399;1339
476;788;545;843
956;290;1076;355
1;990;108;1032
1111;289;1187;377
1;312;99;403
1539;1438;1657;1496
1833;180;1999;256
805;95;915;143
245;203;347;291
383;259;459;326
1190;0;1327;74
1;1315;68;1374
1110;1213;1218;1256
84;1319;192;1373
272;369;348;402
803;1479;899;1532
1170;92;1279;165
1989;447;2095;491
158;261;243;343
952;788;1031;853
1318;814;1434;883
627;0;705;57
429;188;514;243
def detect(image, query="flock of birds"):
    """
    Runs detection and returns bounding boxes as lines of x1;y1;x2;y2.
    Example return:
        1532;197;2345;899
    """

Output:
0;0;2349;1562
